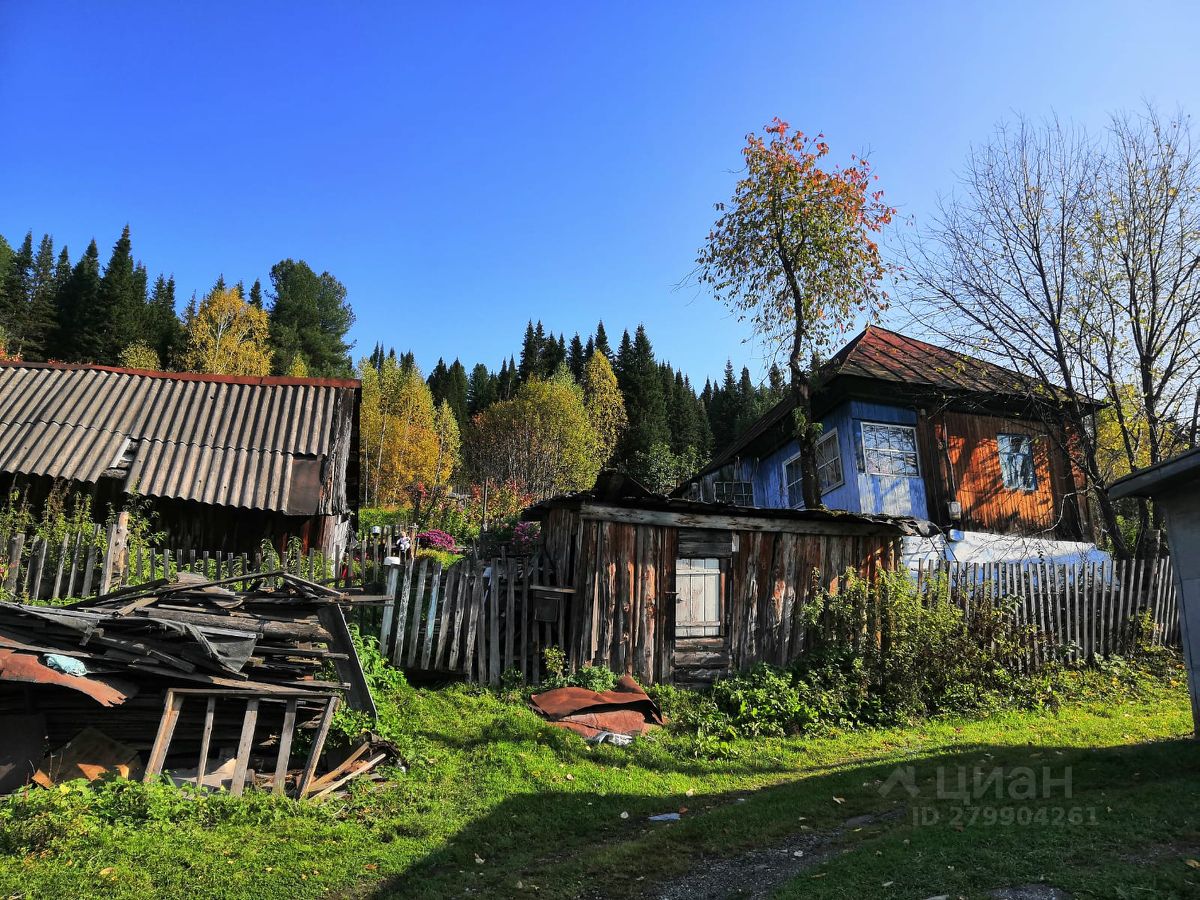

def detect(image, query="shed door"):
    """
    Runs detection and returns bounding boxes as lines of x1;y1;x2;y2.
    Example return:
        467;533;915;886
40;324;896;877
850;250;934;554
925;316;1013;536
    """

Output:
675;557;722;637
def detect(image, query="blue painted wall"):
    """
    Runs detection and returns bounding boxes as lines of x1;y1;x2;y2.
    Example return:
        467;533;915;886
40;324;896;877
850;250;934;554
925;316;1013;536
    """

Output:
736;400;929;519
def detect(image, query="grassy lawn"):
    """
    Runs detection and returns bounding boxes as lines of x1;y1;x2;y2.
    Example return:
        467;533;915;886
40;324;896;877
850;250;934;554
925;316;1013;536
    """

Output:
0;664;1196;900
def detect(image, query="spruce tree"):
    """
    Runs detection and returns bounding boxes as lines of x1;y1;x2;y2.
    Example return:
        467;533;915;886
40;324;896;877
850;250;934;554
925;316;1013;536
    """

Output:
266;259;355;377
541;331;566;375
25;234;59;360
467;362;497;414
147;275;183;366
0;233;34;357
248;278;264;309
445;359;469;426
594;320;612;359
97;225;147;362
567;333;585;381
614;325;670;474
55;240;103;362
517;321;540;382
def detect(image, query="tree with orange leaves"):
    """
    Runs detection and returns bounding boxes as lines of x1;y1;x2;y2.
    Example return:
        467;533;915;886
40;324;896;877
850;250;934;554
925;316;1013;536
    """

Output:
698;120;895;508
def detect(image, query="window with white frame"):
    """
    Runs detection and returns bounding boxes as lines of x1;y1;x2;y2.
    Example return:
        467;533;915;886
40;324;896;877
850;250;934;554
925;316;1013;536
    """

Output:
784;455;804;507
997;433;1037;490
713;481;754;506
815;428;844;493
861;422;919;476
784;429;843;506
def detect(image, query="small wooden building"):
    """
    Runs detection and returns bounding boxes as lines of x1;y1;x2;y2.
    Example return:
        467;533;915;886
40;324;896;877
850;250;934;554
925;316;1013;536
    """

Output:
0;361;360;555
524;473;931;685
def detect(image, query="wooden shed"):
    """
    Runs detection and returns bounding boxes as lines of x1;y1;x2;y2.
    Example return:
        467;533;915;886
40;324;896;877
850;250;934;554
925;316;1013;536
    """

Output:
524;473;932;685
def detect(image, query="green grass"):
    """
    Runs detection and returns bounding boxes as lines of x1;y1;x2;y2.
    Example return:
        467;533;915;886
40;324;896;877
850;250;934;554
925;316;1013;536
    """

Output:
0;662;1195;900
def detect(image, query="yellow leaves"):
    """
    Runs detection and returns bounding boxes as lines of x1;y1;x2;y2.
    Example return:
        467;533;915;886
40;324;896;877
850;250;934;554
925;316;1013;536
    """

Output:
119;341;161;371
358;357;452;506
182;286;272;376
581;352;627;465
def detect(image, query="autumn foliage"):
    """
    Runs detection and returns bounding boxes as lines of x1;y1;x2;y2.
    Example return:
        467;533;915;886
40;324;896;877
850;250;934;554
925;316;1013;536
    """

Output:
699;119;894;507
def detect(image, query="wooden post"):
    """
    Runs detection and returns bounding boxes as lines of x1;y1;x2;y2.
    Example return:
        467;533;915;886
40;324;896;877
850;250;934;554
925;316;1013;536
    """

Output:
99;511;130;595
297;695;339;798
274;699;298;796
197;695;216;788
144;690;184;781
3;533;24;598
379;558;402;657
488;559;501;685
229;698;260;797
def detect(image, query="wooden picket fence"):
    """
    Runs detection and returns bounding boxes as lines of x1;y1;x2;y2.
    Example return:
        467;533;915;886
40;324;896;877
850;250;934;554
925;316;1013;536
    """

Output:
0;518;349;603
356;553;566;684
358;553;1182;686
913;556;1180;663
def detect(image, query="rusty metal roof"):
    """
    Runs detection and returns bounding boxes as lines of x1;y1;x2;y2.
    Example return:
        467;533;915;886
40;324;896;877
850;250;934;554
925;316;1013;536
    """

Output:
690;326;1084;483
0;361;359;514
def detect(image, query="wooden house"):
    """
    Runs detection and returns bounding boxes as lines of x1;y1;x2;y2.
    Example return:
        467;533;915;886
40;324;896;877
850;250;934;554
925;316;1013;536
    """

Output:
524;472;933;685
678;327;1098;562
0;361;360;555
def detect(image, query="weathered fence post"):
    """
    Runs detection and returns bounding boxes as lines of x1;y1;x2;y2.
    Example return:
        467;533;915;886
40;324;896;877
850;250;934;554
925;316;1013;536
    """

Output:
99;511;130;595
3;533;24;599
378;556;402;657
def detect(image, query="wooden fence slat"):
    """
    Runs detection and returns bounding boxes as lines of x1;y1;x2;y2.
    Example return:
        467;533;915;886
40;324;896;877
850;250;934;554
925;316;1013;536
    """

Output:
407;560;429;667
28;539;48;602
379;561;401;658
504;558;516;672
488;559;501;685
420;563;443;670
392;557;414;666
435;564;458;669
447;561;470;670
462;561;484;681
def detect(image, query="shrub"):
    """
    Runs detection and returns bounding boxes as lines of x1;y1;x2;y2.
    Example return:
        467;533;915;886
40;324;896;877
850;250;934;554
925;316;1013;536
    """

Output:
511;521;541;555
416;529;457;553
415;547;462;567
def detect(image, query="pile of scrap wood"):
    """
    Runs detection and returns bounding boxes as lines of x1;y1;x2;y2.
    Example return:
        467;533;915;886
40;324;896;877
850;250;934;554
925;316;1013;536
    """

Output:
0;571;389;798
529;675;665;742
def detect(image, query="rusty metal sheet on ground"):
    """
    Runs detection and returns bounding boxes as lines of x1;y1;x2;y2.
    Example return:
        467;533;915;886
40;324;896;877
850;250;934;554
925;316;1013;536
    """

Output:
529;674;664;736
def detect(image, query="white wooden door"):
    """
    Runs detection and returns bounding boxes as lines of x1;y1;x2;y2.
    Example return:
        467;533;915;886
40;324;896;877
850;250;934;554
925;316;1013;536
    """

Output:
675;557;722;637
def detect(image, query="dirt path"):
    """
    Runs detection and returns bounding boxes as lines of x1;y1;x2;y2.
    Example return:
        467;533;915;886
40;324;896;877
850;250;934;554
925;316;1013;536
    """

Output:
647;808;905;900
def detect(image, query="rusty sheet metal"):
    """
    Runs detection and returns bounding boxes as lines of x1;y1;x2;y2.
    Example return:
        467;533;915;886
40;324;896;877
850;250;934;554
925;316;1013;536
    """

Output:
553;710;659;739
0;649;134;706
0;362;357;514
530;675;664;736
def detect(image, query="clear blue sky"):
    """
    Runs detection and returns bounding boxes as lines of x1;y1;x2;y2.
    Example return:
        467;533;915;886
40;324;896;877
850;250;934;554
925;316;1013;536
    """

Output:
2;2;1198;384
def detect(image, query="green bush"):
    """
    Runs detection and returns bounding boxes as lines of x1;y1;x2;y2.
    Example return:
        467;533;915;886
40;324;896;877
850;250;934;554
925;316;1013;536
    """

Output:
710;663;816;737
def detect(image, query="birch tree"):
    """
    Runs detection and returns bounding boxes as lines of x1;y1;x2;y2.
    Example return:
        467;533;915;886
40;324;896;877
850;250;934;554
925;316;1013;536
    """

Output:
182;285;272;376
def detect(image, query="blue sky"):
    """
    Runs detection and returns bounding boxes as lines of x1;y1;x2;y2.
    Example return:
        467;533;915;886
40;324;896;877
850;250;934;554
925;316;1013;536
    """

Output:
2;2;1198;384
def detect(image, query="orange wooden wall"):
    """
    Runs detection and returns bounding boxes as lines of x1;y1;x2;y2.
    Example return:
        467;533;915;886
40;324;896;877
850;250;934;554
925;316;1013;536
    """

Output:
941;411;1059;535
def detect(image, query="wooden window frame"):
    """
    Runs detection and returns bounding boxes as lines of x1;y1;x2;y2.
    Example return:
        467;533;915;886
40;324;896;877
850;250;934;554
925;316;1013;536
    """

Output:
713;480;754;506
783;429;843;506
997;432;1038;492
860;421;921;477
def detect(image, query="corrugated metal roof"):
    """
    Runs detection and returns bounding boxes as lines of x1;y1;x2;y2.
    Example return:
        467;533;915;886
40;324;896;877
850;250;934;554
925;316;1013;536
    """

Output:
0;361;358;514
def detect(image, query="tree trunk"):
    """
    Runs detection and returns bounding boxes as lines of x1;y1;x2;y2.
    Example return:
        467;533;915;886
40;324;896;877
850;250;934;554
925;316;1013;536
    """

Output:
788;344;822;509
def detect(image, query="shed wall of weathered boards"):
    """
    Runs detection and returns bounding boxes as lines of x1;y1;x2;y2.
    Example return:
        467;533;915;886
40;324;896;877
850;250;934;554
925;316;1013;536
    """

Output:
539;506;899;683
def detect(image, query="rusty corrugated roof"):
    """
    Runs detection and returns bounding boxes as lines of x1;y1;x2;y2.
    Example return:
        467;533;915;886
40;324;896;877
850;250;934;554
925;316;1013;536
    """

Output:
690;325;1080;483
0;361;359;514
